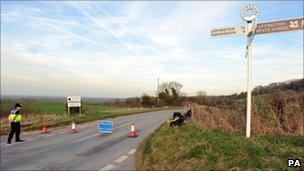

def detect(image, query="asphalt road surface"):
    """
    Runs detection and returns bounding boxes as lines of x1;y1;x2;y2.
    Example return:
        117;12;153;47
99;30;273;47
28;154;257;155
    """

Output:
0;109;181;170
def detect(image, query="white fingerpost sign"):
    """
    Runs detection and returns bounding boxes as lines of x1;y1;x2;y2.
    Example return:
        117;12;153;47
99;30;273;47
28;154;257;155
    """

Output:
211;25;248;38
241;4;259;138
67;96;81;114
210;4;303;138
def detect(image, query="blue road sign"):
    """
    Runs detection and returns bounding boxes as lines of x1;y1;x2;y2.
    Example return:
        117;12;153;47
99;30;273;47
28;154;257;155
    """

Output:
98;120;113;133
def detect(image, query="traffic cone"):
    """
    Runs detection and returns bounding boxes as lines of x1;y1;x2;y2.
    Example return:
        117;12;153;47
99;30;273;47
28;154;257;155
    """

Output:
41;120;49;134
70;122;78;133
128;123;137;138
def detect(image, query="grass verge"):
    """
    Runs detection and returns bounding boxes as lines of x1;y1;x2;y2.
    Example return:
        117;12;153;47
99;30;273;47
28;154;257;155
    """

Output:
137;121;304;170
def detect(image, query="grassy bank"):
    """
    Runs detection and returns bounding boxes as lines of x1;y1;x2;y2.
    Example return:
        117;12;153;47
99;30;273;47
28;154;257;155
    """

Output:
0;102;174;135
191;90;303;136
137;121;304;170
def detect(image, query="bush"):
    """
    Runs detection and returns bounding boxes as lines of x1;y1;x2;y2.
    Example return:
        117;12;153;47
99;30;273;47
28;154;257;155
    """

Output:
141;94;156;107
269;89;286;130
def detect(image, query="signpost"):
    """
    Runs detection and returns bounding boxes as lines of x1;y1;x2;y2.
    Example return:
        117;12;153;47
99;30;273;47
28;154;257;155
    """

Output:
211;4;304;138
98;120;113;133
67;96;81;114
256;18;304;35
211;25;248;38
212;18;304;38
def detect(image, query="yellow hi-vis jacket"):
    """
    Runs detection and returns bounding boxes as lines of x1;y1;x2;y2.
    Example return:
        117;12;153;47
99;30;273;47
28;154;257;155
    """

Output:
8;114;22;123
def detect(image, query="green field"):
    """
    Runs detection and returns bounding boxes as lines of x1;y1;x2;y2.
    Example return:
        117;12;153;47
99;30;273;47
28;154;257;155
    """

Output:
0;102;66;115
137;121;304;170
0;102;172;135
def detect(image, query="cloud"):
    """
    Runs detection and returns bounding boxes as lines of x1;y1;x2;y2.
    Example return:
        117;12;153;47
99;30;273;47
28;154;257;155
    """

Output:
1;1;303;97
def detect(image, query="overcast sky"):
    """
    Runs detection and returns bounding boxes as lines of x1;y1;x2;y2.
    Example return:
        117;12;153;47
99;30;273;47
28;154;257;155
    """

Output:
1;1;303;98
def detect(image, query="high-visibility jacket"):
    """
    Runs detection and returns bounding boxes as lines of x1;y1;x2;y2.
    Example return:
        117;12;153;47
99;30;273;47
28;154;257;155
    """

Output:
8;114;22;123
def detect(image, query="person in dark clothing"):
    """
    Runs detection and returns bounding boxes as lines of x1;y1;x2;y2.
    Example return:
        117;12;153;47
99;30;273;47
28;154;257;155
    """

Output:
169;110;192;127
7;103;24;144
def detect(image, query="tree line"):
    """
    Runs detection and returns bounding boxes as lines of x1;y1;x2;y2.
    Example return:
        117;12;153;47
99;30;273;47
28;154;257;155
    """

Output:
107;78;304;107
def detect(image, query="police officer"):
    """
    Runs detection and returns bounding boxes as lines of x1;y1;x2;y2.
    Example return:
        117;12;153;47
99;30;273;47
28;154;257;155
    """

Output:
7;103;24;144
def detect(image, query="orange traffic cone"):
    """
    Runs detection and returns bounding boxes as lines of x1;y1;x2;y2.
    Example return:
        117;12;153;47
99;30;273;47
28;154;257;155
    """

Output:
70;122;78;133
128;123;137;138
41;120;49;134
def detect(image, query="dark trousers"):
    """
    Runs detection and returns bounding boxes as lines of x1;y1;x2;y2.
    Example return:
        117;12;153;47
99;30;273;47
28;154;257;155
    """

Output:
7;122;21;143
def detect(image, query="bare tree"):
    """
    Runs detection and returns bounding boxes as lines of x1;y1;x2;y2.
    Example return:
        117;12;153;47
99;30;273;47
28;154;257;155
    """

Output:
196;91;206;103
159;81;183;98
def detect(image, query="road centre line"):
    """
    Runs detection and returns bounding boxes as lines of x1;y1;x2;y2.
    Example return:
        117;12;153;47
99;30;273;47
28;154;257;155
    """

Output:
114;122;130;130
1;130;69;146
114;155;129;163
0;137;39;147
99;164;116;171
101;148;137;170
73;133;100;143
128;148;136;155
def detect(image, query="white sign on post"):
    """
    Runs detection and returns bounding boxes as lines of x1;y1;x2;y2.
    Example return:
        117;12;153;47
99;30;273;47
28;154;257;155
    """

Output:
211;25;248;38
67;96;81;114
211;4;303;138
67;96;81;107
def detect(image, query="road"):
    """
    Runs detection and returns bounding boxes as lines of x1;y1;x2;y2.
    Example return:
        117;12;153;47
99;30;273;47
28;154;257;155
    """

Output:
0;109;180;170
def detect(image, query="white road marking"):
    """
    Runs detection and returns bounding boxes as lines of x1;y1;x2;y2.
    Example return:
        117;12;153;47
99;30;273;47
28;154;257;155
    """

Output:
0;143;10;146
114;155;129;163
0;137;39;147
43;134;54;137
55;131;67;135
73;133;100;143
128;148;136;155
99;164;116;171
1;131;68;146
114;122;130;129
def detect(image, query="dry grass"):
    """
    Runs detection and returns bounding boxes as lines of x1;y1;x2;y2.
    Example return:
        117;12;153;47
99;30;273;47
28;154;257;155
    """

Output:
191;91;304;136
